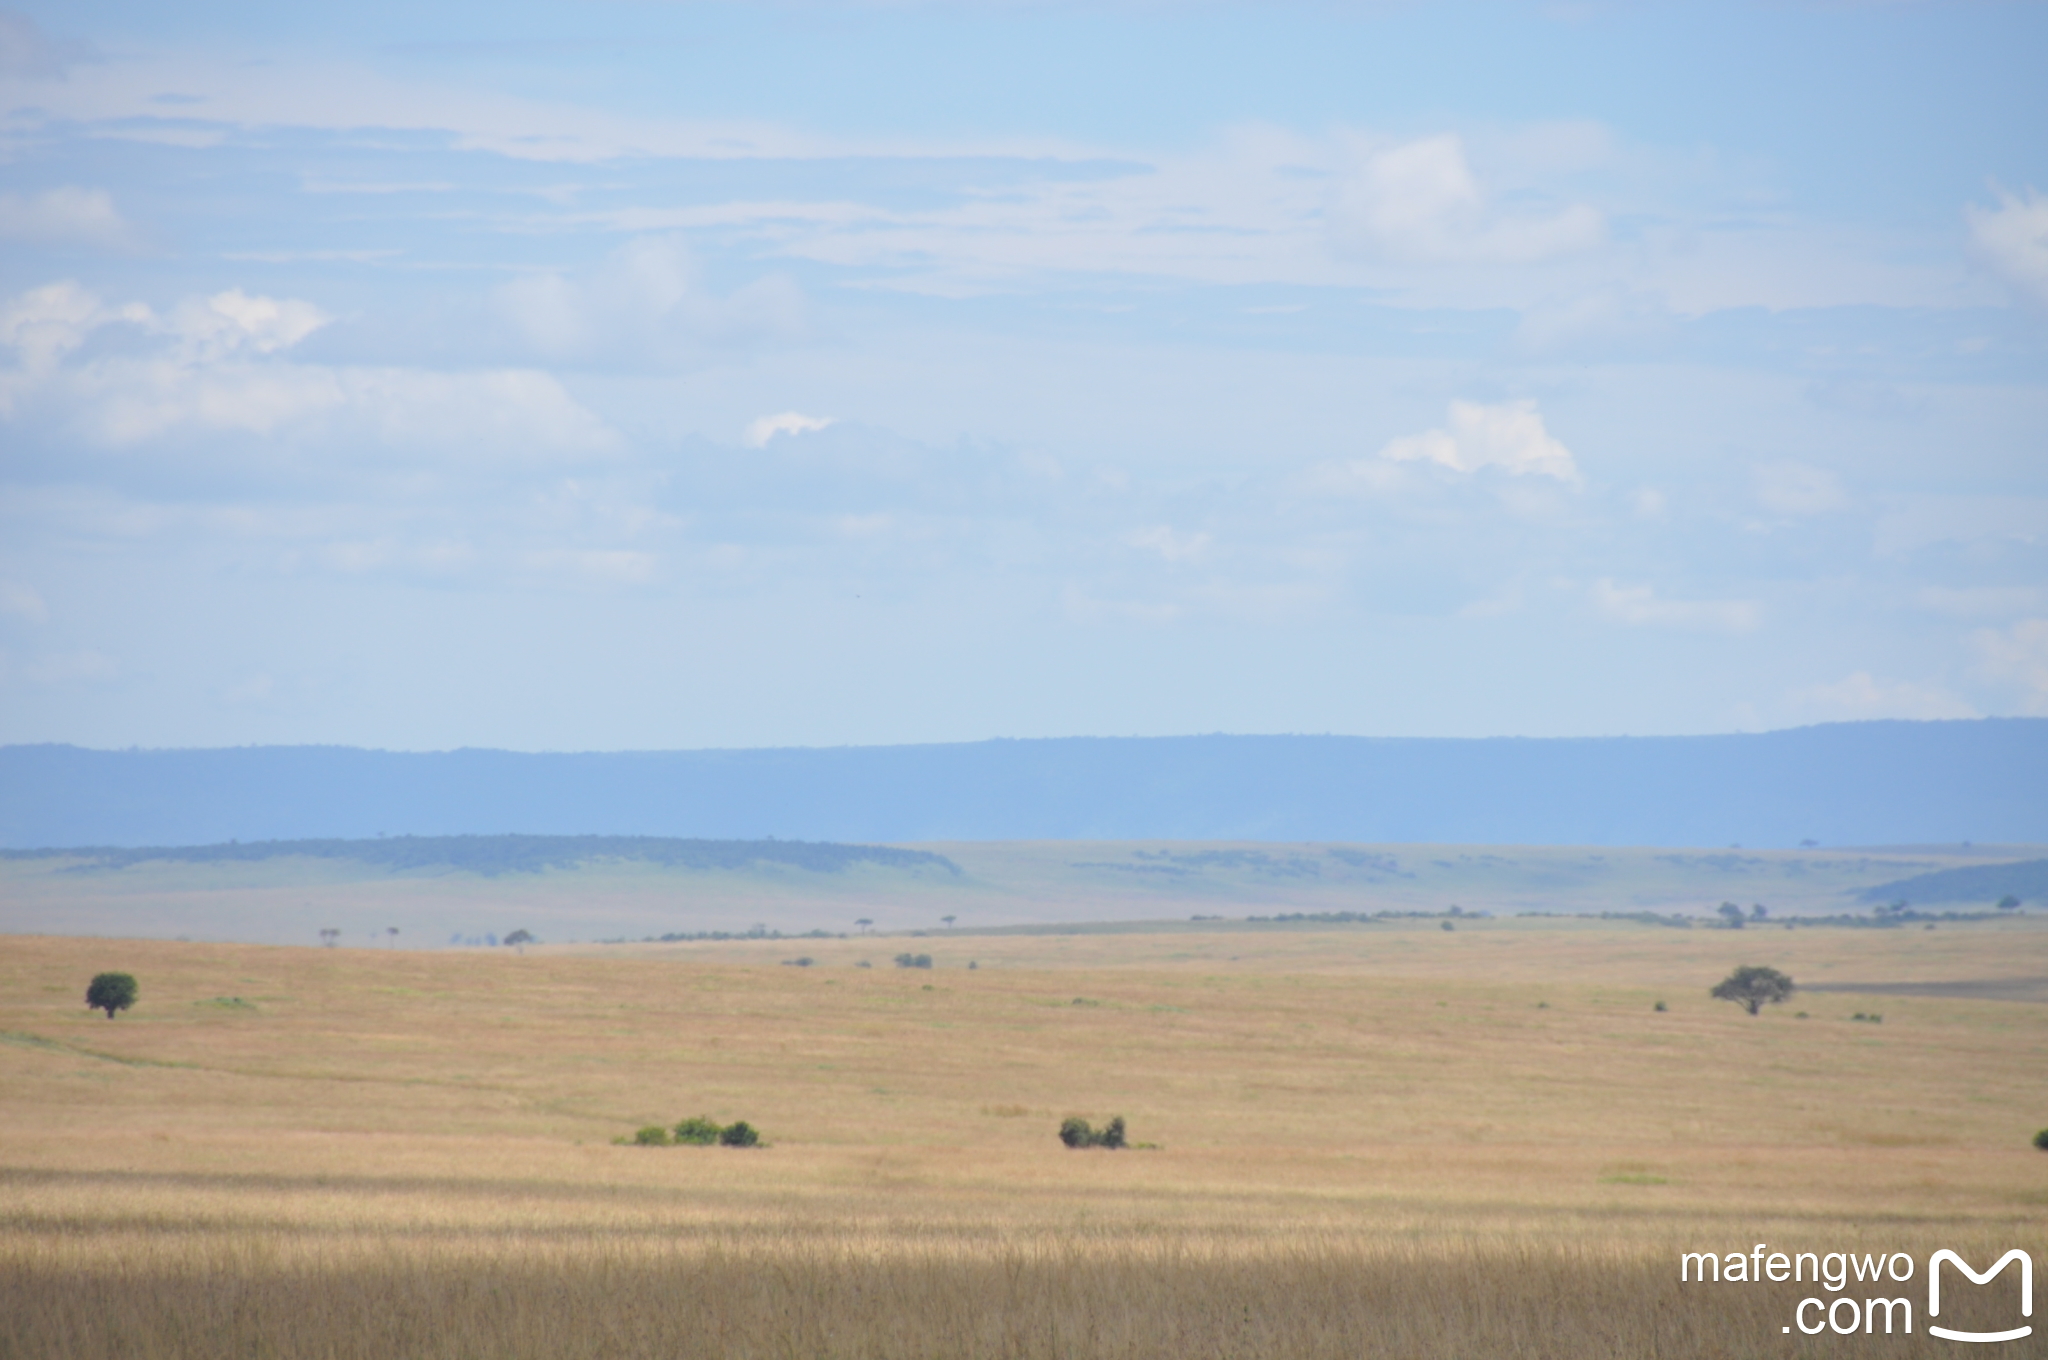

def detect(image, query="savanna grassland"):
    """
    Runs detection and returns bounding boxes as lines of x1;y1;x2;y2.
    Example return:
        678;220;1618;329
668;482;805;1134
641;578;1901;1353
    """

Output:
2;913;2043;1358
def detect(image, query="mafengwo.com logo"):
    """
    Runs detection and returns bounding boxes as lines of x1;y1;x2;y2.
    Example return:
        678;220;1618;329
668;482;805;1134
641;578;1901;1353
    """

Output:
1681;1245;2033;1341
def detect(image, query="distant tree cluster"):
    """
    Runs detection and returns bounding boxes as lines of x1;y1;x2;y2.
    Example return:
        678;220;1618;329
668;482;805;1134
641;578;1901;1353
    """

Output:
1059;1116;1127;1149
625;1117;761;1148
894;953;933;969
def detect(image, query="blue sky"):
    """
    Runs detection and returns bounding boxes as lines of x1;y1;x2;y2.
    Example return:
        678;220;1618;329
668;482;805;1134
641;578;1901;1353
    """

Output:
1;0;2044;750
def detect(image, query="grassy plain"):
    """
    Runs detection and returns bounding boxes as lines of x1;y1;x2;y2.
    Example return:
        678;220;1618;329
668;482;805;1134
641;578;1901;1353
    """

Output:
2;838;2034;946
3;914;2044;1357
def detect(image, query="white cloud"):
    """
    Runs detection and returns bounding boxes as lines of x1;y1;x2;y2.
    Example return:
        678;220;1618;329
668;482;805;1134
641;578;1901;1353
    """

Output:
1126;525;1212;562
1061;584;1182;626
170;288;331;358
0;582;48;623
19;650;117;684
0;280;615;461
0;187;137;252
1967;187;2048;307
524;549;659;586
497;235;808;367
1915;586;2042;619
1513;284;1675;356
1329;134;1604;265
1592;579;1758;632
745;411;836;448
1754;462;1847;517
1788;671;1979;722
1975;618;2048;714
1379;400;1580;483
222;673;274;704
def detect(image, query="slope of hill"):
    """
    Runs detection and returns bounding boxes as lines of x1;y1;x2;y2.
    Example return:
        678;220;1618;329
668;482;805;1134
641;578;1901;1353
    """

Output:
1855;857;2048;906
3;718;2043;849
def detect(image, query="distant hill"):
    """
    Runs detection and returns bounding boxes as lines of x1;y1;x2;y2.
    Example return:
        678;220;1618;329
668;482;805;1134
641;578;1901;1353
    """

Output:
2;719;2044;848
1855;858;2048;906
0;835;961;879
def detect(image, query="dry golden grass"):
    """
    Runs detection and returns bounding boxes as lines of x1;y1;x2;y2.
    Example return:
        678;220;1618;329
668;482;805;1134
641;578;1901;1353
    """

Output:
2;917;2043;1356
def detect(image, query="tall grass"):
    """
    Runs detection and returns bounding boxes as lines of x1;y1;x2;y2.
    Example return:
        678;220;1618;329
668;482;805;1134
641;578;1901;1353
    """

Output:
2;1222;2025;1360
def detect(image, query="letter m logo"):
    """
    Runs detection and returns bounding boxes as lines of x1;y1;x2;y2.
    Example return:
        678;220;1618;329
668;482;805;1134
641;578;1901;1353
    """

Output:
1929;1249;2033;1344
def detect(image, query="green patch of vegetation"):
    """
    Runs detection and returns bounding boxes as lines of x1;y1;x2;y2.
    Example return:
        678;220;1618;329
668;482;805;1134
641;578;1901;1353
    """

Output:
615;1116;766;1148
1059;1115;1127;1149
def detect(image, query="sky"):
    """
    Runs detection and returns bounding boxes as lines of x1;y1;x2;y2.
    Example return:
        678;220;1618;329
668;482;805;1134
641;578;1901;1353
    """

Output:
0;0;2044;752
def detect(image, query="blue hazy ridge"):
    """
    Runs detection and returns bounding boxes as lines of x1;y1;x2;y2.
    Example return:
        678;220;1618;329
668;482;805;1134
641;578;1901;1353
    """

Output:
2;719;2042;850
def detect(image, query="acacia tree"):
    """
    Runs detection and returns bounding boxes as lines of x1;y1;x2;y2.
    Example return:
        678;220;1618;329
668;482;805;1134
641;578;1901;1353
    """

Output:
86;972;138;1019
1711;965;1794;1016
1716;902;1746;929
504;929;534;954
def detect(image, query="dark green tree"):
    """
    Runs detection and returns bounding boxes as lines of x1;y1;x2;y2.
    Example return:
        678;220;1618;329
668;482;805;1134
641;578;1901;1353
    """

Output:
718;1120;760;1148
1716;902;1745;929
1998;895;2022;911
1710;965;1794;1016
85;972;137;1019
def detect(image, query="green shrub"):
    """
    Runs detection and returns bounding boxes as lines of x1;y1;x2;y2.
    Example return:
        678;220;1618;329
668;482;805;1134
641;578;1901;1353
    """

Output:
1058;1116;1129;1149
719;1120;760;1148
673;1116;721;1145
2034;1128;2048;1151
894;953;933;969
632;1125;671;1146
1652;1000;1667;1012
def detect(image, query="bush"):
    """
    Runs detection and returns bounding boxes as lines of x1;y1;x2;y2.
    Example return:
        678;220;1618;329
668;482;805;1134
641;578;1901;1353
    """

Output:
2034;1128;2048;1151
673;1116;721;1145
1058;1116;1128;1149
632;1125;671;1146
894;953;933;969
719;1120;760;1148
1653;1000;1667;1012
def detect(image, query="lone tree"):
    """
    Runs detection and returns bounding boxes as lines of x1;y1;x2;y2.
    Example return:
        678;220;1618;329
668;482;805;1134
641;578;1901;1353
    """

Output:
318;928;340;948
86;972;138;1019
1711;965;1794;1016
1716;902;1746;929
504;929;534;954
1998;895;2022;912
